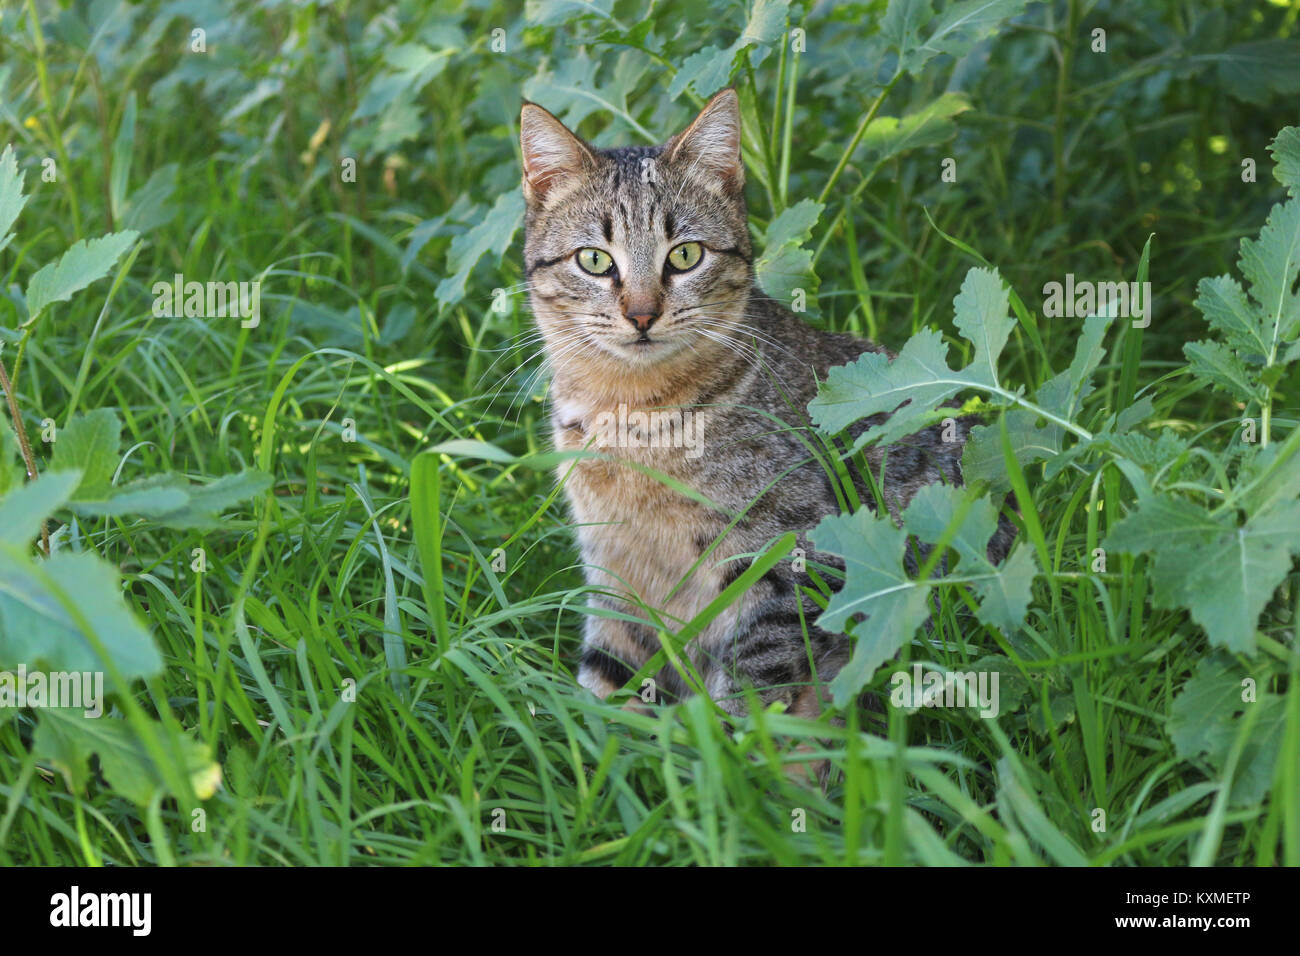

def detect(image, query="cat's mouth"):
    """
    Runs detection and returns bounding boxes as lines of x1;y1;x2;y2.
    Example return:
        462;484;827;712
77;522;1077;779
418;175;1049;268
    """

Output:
622;329;663;350
610;332;679;364
603;329;689;364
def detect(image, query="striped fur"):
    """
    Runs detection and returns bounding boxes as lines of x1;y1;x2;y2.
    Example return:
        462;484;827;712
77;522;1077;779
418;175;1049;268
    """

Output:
520;89;1012;716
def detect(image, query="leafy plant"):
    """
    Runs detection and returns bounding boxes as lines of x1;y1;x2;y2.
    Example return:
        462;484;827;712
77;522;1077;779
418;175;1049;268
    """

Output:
1104;126;1300;655
0;141;265;809
805;126;1300;807
2;0;1297;866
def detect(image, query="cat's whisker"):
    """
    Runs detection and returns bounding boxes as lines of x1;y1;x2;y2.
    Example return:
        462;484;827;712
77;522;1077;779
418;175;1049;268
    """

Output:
688;317;801;366
505;331;599;425
689;322;806;397
689;326;770;383
477;328;593;418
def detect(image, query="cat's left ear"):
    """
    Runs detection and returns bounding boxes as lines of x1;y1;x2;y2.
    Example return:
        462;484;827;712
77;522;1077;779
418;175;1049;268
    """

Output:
520;102;596;203
667;88;743;193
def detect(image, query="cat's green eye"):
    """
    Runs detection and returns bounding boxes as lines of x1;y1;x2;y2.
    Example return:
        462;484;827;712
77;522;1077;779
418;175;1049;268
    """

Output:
576;248;614;276
667;242;703;272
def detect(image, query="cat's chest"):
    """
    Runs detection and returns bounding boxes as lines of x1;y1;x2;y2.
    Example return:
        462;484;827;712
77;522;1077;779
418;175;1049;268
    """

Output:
552;404;722;612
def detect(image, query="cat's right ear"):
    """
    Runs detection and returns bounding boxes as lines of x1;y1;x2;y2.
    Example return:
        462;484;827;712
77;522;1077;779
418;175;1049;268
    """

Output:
520;103;595;203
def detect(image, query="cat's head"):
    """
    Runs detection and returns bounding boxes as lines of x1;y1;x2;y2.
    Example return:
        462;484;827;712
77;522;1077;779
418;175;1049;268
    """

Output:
519;89;753;383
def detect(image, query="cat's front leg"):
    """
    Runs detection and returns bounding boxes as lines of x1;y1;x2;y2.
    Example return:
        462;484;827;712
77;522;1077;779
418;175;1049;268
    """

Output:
704;593;840;717
576;599;665;703
701;595;844;787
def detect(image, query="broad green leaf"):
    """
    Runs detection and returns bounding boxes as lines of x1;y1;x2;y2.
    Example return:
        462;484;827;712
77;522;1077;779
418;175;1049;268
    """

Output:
1101;430;1191;471
68;474;192;518
854;93;971;166
354;43;452;120
1214;40;1300;105
915;0;1028;69
902;484;1035;635
1115;395;1155;433
34;408;267;526
667;0;788;98
1103;495;1227;608
177;468;271;517
810;508;932;705
525;0;615;26
1105;497;1300;652
811;328;962;443
963;409;1059;491
0;143;27;256
51;408;121;501
524;49;650;139
1239;198;1300;354
434;192;525;308
1169;655;1252;764
25;230;139;322
1191;499;1300;652
963;310;1110;489
401;194;472;272
590;20;660;54
669;47;737;102
951;266;1015;384
1240;440;1300;517
34;708;221;804
363;99;424;155
811;268;1011;447
1028;690;1077;735
0;470;81;545
0;549;161;687
1169;655;1286;806
901;482;998;569
1192;275;1267;357
973;545;1035;635
1184;340;1266;402
1058;310;1115;418
69;468;271;528
1270;126;1300;195
968;654;1032;712
881;0;935;71
149;468;272;530
33;708;92;793
754;198;822;310
1230;694;1289;805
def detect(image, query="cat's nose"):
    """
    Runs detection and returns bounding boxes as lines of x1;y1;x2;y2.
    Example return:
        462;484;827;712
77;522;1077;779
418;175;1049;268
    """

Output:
623;308;660;332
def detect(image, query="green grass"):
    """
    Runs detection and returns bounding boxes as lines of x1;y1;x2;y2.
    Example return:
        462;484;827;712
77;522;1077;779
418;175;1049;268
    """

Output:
0;0;1296;866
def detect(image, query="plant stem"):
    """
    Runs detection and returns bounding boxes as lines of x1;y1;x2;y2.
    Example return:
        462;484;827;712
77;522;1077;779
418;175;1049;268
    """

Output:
778;27;801;206
816;70;902;207
0;349;49;554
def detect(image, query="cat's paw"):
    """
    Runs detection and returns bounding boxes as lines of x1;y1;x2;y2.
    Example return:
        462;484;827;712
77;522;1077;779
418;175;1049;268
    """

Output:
619;695;656;716
783;743;831;789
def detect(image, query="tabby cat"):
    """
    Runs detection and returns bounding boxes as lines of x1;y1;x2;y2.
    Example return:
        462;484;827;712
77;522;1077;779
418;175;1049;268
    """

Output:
519;88;1012;719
